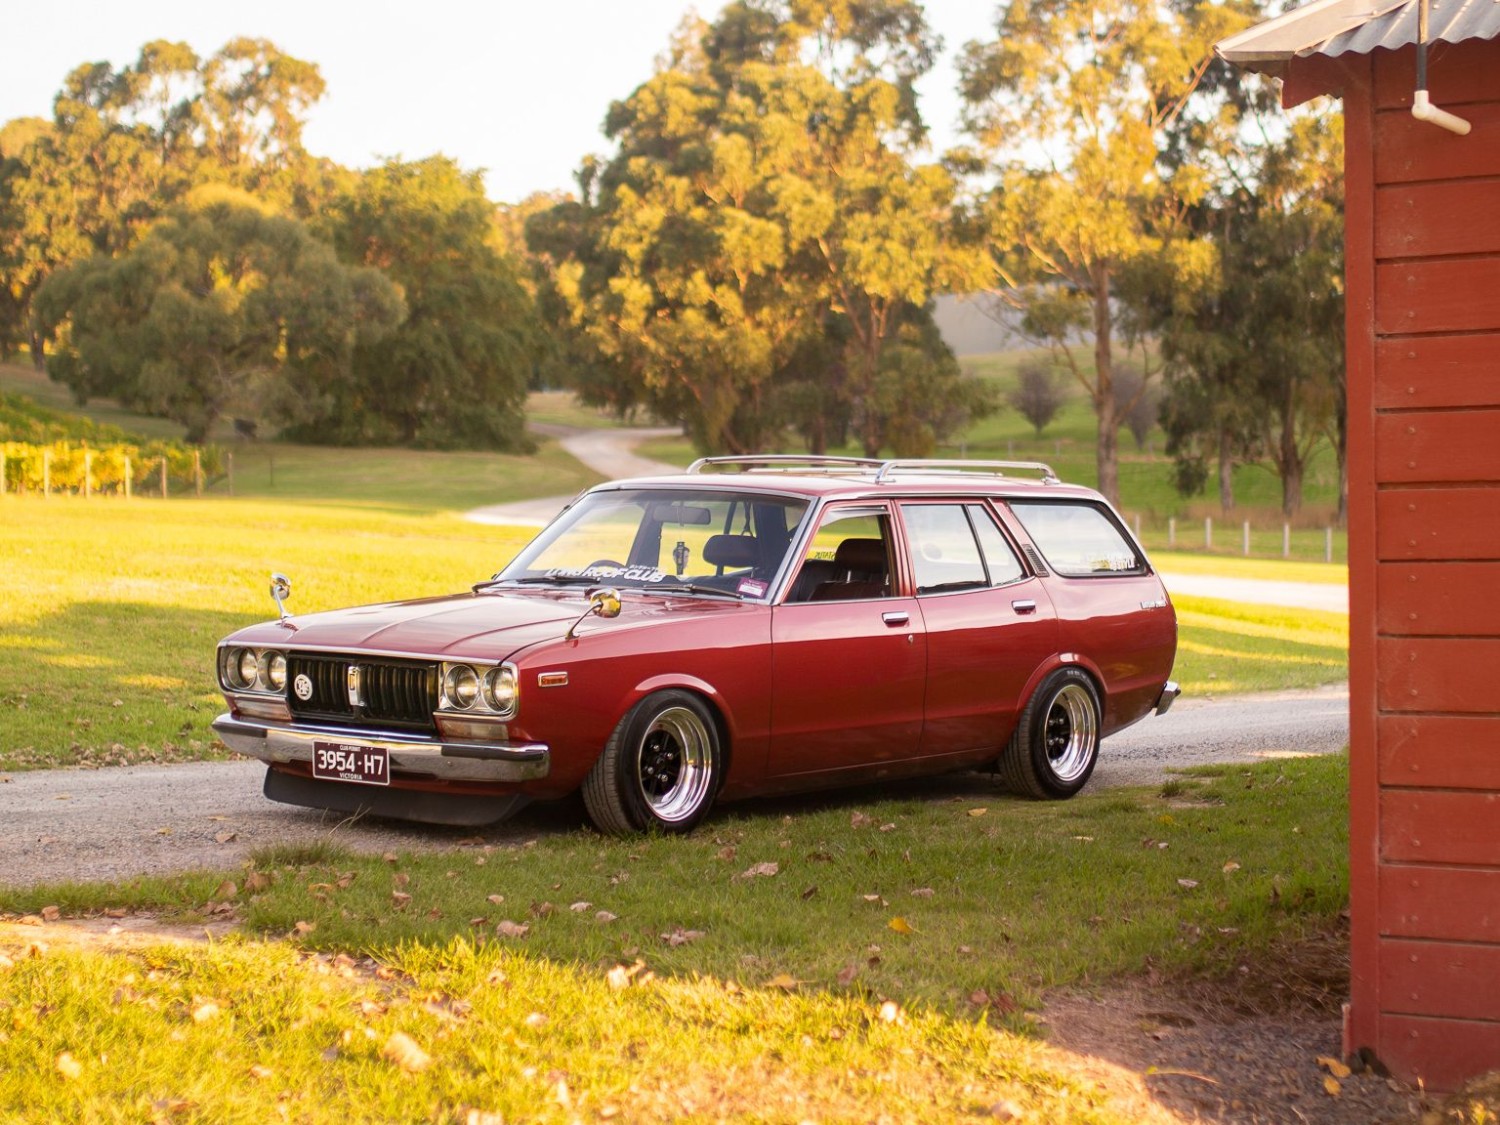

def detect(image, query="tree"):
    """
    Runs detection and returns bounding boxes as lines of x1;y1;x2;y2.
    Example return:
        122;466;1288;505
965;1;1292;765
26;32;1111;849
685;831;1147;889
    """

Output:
318;157;541;450
958;0;1252;503
1008;357;1065;436
0;39;330;369
34;187;402;443
1112;362;1160;449
534;0;987;456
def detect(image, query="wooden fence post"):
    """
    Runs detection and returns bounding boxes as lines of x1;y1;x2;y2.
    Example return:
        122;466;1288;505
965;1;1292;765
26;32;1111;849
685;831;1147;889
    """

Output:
1242;520;1250;557
1326;527;1333;563
160;456;168;499
1204;516;1213;549
1168;517;1175;547
1283;523;1291;559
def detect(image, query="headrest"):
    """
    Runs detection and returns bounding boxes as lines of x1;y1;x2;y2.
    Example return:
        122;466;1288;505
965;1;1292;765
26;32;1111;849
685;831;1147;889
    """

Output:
703;534;758;569
834;538;886;574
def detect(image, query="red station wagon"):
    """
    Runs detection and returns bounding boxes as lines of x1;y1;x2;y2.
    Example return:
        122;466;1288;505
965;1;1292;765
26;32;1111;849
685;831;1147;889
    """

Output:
212;457;1179;834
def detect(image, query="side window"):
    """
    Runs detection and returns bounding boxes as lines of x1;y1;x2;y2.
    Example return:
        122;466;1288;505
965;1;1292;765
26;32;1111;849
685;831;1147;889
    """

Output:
785;509;894;602
967;504;1026;585
1008;501;1144;577
902;505;987;594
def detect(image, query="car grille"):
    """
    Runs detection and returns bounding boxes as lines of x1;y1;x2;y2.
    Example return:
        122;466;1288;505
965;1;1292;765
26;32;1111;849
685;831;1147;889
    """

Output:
286;652;438;733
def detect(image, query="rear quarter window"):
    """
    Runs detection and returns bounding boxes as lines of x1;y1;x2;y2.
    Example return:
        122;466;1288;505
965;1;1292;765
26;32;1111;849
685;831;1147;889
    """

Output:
1008;500;1145;577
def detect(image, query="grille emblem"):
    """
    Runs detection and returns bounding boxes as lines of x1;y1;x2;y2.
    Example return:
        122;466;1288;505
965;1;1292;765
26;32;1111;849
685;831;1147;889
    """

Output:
347;664;362;706
293;673;314;702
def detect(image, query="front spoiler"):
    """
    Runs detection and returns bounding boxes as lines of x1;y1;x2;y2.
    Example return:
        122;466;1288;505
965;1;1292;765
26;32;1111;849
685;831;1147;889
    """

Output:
211;714;550;784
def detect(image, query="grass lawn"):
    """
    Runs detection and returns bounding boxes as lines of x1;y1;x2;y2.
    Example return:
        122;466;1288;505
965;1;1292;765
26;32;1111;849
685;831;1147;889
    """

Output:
1;753;1348;1123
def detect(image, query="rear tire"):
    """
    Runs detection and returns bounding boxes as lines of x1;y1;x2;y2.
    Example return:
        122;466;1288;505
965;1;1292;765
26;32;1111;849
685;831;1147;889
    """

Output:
582;690;722;835
999;668;1100;799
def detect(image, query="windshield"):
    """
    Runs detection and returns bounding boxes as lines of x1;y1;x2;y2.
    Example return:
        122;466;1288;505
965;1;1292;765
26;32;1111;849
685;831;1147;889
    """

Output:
494;488;811;600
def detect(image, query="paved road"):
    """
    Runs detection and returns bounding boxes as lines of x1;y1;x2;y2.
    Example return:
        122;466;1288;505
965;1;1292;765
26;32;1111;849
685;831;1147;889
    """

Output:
0;686;1348;888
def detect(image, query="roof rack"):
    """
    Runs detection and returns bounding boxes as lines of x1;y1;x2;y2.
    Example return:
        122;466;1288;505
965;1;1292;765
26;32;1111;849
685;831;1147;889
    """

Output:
686;454;1060;485
873;459;1059;484
687;455;885;475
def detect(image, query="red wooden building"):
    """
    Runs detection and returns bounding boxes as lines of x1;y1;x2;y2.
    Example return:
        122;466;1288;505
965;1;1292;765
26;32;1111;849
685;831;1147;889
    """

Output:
1220;0;1500;1091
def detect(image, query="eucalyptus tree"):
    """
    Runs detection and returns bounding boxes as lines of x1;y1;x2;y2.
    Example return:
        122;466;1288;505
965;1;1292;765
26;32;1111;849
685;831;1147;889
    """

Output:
535;0;987;455
34;188;402;443
958;0;1252;503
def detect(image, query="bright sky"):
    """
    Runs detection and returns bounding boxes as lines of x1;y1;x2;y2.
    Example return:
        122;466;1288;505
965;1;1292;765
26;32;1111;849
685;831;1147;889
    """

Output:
4;1;999;205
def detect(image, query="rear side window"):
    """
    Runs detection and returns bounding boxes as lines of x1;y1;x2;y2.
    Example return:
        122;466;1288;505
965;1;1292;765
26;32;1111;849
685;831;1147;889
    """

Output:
1008;501;1144;577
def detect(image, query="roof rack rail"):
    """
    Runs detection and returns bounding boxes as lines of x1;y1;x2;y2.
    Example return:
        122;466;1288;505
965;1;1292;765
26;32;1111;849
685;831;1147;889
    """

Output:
872;459;1059;484
687;455;885;475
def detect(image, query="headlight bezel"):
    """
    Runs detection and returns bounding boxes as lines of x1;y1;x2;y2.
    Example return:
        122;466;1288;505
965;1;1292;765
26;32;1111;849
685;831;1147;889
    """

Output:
440;661;519;719
221;646;290;696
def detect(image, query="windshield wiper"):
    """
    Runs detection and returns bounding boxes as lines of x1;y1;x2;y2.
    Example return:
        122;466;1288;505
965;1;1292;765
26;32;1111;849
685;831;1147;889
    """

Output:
474;574;595;591
648;582;744;599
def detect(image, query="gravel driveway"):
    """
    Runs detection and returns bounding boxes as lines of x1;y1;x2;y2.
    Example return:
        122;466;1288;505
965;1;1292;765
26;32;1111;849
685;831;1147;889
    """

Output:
1;685;1348;889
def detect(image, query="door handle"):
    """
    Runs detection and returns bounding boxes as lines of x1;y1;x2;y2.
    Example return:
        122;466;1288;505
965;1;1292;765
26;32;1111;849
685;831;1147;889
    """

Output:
1011;599;1037;615
881;611;910;627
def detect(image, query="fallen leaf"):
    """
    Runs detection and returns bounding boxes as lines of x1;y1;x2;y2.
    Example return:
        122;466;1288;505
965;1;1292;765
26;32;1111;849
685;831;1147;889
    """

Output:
1177;879;1199;890
214;831;237;845
836;964;859;986
245;872;271;892
850;812;872;828
391;891;412;907
800;885;818;900
486;894;505;905
382;852;399;864
56;1052;82;1080
878;822;896;832
767;973;800;990
1317;1055;1353;1079
606;959;648;990
191;1002;221;1023
967;808;988;817
878;1000;903;1023
1323;1076;1342;1097
381;1031;431;1074
595;911;618;923
154;827;172;836
524;1012;547;1028
739;862;780;879
569;901;592;913
293;921;316;935
248;1064;274;1080
40;905;60;922
336;872;357;889
1222;860;1241;874
910;887;934;898
660;928;705;947
716;845;737;861
861;893;886;905
213;881;237;900
393;872;410;887
496;920;530;938
888;916;915;934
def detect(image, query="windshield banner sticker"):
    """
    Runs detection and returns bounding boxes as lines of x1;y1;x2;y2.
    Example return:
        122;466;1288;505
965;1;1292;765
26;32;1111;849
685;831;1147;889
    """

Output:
546;565;668;583
737;578;768;598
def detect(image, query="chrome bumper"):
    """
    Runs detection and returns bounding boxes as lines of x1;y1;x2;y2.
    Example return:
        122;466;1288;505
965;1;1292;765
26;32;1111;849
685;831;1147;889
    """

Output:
212;714;550;783
1154;681;1182;716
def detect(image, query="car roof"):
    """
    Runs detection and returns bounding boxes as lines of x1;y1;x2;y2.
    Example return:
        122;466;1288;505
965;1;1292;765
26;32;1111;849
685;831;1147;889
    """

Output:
584;456;1107;504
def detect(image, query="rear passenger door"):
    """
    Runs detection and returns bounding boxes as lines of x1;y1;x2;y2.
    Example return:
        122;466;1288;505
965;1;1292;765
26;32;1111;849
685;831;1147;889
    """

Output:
900;502;1059;758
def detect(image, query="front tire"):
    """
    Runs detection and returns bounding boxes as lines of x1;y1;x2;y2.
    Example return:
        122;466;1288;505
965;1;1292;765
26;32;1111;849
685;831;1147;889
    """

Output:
582;690;722;835
999;668;1101;799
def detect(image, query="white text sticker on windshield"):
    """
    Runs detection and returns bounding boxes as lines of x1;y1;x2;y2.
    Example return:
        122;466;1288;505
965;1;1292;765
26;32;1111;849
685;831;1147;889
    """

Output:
737;578;768;598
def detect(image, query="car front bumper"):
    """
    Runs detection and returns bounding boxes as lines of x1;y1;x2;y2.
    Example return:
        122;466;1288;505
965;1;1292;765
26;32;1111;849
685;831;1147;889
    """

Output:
211;714;550;784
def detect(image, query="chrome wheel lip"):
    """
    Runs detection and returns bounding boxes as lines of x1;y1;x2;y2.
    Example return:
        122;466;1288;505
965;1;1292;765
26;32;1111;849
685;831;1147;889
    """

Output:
1044;682;1098;784
637;705;714;824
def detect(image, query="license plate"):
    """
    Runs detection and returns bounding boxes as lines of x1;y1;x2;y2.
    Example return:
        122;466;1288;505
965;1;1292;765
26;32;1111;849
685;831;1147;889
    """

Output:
312;741;390;786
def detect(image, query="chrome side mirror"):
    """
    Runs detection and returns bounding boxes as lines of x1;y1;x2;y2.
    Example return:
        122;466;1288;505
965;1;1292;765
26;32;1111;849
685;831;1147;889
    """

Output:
566;586;621;640
270;572;292;622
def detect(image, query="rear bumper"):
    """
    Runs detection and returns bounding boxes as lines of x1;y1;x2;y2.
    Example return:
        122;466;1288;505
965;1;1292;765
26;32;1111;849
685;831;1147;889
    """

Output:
1154;681;1182;716
212;714;550;783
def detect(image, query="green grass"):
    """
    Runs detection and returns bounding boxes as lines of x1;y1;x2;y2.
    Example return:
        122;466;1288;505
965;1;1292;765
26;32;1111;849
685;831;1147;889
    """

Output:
1170;596;1347;694
1;754;1349;1122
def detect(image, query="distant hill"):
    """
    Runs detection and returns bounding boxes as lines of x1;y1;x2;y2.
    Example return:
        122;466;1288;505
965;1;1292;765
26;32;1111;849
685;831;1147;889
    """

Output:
932;293;1025;357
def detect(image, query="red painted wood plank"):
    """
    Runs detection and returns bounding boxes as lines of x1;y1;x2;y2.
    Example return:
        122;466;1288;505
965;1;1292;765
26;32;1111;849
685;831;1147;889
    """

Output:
1381;863;1500;940
1381;789;1500;863
1376;488;1500;560
1374;334;1500;409
1377;564;1500;637
1375;182;1500;260
1378;1014;1500;1092
1379;714;1500;789
1376;259;1500;335
1376;104;1500;185
1374;40;1500;108
1380;938;1500;1021
1375;410;1500;483
1378;637;1500;713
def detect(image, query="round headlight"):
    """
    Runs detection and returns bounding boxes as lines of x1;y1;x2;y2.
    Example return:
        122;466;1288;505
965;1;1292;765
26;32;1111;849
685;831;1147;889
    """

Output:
228;647;257;690
263;651;287;692
483;666;517;714
444;665;480;710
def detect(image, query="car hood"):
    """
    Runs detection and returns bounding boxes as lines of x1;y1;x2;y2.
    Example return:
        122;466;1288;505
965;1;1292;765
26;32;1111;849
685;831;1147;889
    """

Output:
221;587;745;662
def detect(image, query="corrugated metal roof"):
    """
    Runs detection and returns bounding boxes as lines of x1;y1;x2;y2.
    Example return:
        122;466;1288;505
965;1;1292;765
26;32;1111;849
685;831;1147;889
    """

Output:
1217;0;1500;74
